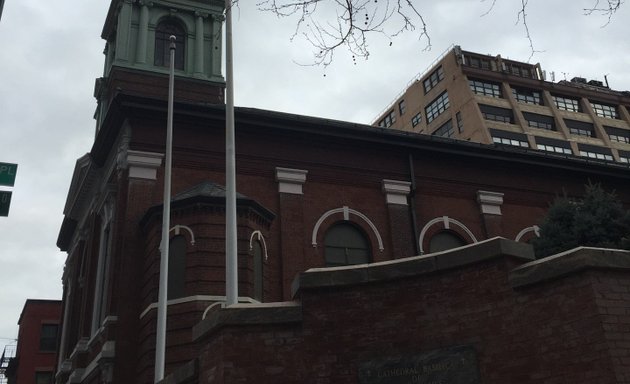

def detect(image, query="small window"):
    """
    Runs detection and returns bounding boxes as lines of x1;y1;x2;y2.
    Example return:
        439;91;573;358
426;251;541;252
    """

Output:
168;235;187;300
432;119;455;138
490;129;529;148
590;101;619;119
456;112;463;133
423;66;445;94
479;104;514;124
522;112;555;131
606;126;630;144
565;119;595;137
578;144;614;161
469;79;502;98
429;231;466;253
425;91;450;123
535;137;573;155
378;110;396;128
552;94;581;112
324;223;371;267
512;87;543;105
39;324;58;352
411;112;422;127
398;100;407;115
155;19;186;70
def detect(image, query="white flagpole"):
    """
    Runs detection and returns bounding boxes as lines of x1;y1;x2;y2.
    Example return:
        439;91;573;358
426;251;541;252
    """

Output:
225;0;238;306
155;35;176;383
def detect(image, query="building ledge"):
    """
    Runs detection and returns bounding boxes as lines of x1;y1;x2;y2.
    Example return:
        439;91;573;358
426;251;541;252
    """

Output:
192;302;302;342
509;247;630;288
292;237;534;297
157;359;198;384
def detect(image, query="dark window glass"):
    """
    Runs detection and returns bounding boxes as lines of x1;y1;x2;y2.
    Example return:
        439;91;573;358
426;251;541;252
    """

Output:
168;235;187;300
411;112;422;127
522;112;555;131
590;101;619;119
565;119;595;137
425;91;450;123
429;231;466;253
423;66;445;94
155;20;186;70
605;126;630;144
398;100;406;115
578;144;614;161
432;119;454;138
253;241;264;302
552;95;581;112
324;223;371;267
456;112;463;133
512;87;542;105
619;150;630;164
479;104;514;124
535;137;573;155
39;324;58;351
469;79;501;98
490;129;529;148
378;110;396;128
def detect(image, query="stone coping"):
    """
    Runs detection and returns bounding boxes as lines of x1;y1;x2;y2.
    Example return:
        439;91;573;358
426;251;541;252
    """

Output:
192;302;302;342
509;246;630;288
292;237;534;298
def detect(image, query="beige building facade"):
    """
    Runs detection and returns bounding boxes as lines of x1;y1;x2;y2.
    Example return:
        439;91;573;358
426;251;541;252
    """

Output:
374;46;630;164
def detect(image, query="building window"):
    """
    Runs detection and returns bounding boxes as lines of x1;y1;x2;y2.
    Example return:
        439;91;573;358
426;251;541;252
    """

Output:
425;91;450;123
590;101;619;119
468;56;492;70
378;110;396;128
511;87;542;105
398;100;406;115
432;119;455;138
429;231;466;253
504;63;534;78
490;129;529;148
252;240;264;301
39;324;58;352
535;137;572;155
456;112;463;133
168;235;187;300
578;144;614;161
552;94;581;112
469;79;502;98
411;112;422;127
423;66;445;94
479;104;514;124
522;112;555;131
619;150;630;164
154;19;186;70
324;223;371;267
565;119;595;137
605;126;630;144
35;372;54;384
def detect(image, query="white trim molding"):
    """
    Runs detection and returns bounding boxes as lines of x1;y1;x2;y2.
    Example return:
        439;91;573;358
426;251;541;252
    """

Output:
311;206;384;251
249;230;269;261
127;150;163;180
515;225;540;242
477;190;504;215
275;167;308;195
418;216;478;254
382;179;411;205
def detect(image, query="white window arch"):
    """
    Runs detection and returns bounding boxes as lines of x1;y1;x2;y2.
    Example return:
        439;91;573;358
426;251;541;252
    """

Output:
515;225;540;242
418;216;477;254
311;206;384;252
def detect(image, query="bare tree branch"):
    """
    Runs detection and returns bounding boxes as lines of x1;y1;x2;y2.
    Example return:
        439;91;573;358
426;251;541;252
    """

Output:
584;0;623;26
249;0;430;67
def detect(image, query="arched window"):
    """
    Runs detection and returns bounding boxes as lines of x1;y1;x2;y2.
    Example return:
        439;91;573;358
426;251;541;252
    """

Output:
154;19;185;70
168;235;187;300
252;240;264;302
324;223;371;267
429;231;466;253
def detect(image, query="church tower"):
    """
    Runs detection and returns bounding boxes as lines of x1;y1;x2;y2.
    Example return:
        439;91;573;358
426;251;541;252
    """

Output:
94;0;225;133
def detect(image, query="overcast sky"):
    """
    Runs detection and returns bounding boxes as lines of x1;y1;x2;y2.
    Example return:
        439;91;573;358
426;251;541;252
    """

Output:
0;0;629;354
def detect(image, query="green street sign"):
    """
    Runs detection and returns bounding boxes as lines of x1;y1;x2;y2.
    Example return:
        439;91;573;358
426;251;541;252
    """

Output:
0;162;17;187
0;191;12;217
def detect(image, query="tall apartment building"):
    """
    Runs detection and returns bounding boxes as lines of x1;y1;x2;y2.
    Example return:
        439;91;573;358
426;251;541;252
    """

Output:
374;46;630;164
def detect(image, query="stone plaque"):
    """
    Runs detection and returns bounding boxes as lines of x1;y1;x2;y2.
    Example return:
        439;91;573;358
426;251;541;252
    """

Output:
358;345;479;384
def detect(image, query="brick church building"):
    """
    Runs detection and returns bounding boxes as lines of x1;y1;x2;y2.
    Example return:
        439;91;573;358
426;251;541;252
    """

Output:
55;1;630;383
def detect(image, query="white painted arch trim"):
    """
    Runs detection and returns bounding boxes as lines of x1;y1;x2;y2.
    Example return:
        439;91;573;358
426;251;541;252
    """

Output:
418;216;478;254
249;230;269;261
311;206;384;252
515;225;540;242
